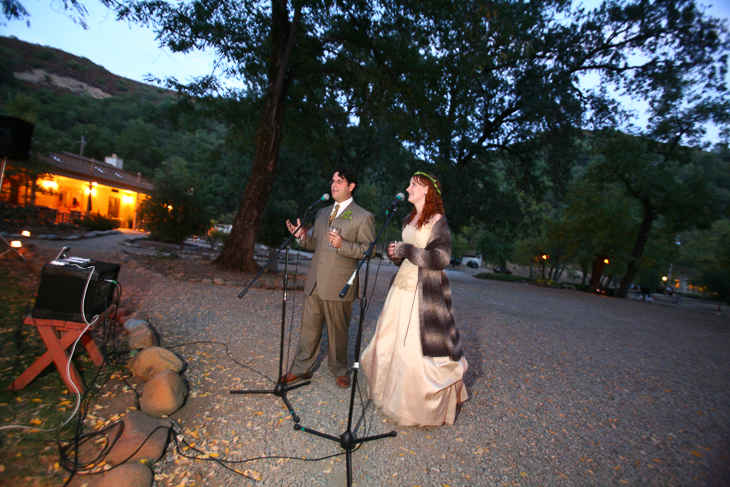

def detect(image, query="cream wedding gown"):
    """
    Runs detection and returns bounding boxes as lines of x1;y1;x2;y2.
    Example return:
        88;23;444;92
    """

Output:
361;221;468;426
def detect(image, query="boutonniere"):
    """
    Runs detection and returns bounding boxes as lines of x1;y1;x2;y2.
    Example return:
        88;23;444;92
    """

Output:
340;210;353;220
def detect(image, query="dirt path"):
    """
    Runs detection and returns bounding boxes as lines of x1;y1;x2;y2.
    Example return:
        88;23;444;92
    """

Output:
21;233;730;486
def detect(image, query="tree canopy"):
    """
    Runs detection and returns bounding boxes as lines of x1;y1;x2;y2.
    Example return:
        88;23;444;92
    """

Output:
3;1;730;299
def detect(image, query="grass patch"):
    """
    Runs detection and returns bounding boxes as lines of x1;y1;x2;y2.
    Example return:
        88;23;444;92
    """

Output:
0;259;110;485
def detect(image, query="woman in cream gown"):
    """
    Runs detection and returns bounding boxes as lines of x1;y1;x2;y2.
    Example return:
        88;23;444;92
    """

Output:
361;172;468;426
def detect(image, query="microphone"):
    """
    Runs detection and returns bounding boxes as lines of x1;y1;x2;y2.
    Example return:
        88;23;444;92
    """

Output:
387;193;405;209
339;272;357;298
306;193;330;210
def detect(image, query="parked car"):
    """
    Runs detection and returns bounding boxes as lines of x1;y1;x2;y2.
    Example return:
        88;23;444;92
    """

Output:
465;260;479;268
492;267;512;275
450;257;460;267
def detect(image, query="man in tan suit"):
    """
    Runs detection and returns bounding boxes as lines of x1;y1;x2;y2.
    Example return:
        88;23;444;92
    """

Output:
283;168;375;388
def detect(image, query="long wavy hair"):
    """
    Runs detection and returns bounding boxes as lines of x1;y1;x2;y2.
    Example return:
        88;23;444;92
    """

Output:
406;172;445;229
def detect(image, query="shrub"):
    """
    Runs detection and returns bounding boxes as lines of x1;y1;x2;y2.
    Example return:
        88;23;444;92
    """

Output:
37;49;55;61
0;202;48;232
79;212;120;231
138;158;212;246
154;248;179;260
474;272;529;283
206;229;229;249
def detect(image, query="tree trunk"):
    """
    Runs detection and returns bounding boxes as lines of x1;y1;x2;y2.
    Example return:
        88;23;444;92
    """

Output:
548;257;560;281
213;1;299;272
589;255;607;292
617;201;656;298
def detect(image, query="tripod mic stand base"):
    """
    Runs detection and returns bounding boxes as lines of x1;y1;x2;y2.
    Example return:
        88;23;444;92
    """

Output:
230;379;311;423
293;422;397;486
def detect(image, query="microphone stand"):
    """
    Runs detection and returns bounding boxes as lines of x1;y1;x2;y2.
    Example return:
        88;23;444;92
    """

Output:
230;209;318;423
294;202;401;487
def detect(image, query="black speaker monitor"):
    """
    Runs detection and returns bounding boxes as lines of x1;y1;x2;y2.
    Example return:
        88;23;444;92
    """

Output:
33;260;121;322
0;116;34;162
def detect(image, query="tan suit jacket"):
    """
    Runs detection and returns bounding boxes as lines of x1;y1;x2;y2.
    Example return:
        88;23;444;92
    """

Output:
300;201;375;301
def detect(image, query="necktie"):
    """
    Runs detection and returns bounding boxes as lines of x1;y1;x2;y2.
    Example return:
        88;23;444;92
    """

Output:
328;204;340;226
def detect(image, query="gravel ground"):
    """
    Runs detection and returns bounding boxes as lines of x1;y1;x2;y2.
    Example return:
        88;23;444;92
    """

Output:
23;232;730;487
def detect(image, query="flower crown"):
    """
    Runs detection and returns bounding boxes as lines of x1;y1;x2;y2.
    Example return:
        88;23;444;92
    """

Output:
413;172;442;194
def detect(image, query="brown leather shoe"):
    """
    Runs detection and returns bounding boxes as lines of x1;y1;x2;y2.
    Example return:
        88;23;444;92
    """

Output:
280;372;312;384
335;375;350;388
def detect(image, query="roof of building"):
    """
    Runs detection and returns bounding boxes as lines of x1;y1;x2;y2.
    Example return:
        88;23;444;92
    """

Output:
42;151;155;193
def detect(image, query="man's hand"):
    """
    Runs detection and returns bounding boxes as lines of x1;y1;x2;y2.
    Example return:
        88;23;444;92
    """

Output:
328;228;343;249
286;219;305;239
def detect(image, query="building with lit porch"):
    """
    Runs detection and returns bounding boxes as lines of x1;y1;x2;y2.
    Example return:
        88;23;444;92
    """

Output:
0;151;154;229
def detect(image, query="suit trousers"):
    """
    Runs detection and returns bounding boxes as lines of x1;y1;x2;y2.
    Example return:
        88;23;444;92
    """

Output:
291;285;352;378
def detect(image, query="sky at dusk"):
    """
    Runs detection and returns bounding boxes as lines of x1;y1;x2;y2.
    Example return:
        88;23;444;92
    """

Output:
3;0;730;142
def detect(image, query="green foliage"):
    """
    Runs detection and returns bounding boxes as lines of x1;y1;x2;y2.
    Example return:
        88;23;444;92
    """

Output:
154;247;179;260
682;219;730;304
66;59;84;71
0;201;49;231
139;158;212;245
206;229;229;249
452;221;487;261
474;272;529;283
79;212;121;231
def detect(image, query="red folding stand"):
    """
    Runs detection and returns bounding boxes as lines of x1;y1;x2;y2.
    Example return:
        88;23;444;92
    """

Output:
6;315;106;393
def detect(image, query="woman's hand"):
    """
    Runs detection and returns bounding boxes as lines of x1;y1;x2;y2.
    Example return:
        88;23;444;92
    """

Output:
387;242;398;258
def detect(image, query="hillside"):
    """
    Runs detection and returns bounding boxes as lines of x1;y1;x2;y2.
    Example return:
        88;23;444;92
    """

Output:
0;35;172;99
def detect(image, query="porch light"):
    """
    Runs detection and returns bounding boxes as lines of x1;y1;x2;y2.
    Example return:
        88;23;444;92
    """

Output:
604;259;609;264
10;241;22;248
21;231;30;237
41;180;58;190
122;194;134;204
542;254;548;260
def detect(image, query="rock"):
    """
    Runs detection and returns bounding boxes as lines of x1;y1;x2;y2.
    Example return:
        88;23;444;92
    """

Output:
213;278;225;285
97;461;153;487
132;311;149;322
113;307;132;320
140;370;187;418
128;347;183;381
201;279;212;285
122;318;148;334
120;312;149;325
128;323;158;349
106;411;173;465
